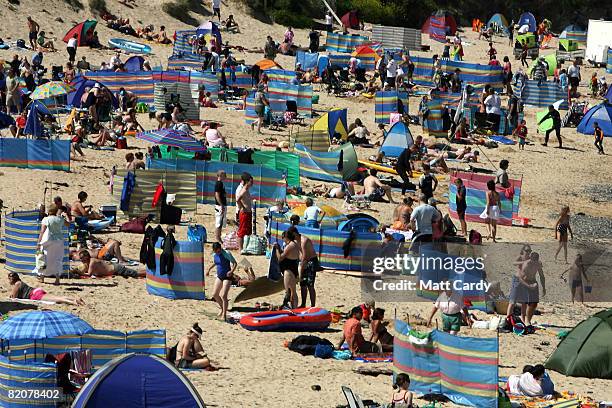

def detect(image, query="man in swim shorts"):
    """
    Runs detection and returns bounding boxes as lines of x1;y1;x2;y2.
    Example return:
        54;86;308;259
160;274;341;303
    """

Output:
78;250;144;278
288;226;321;308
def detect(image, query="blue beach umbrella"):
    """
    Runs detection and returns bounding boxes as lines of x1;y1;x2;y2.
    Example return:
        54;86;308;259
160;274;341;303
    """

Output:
137;128;206;152
0;310;93;340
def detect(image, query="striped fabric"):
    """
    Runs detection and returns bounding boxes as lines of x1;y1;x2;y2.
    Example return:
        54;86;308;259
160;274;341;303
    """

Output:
394;320;499;408
0;356;57;408
563;30;587;44
325;32;369;53
222;67;254;88
85;71;155;104
152;70;191;83
328;53;351;69
0;310;92;341
244;96;257;125
372;25;422;51
429;17;447;43
266;69;296;84
289;130;331;152
3;329;166;368
375;91;409;123
412;57;504;89
268;217;380;271
208;148;300;188
4;210;69;275
154;82;200;121
0;139;70;171
293;143;343;182
423;100;447;137
267;81;313;117
172;30;205;61
147;158;287;207
448;171;522;226
167;57;204;71
189;71;219;101
295;51;319;70
607;49;612;74
110;168;197;218
512;80;568;109
146;241;205;300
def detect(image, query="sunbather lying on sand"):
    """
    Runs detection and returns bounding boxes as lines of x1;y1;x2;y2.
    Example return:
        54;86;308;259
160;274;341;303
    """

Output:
8;272;85;306
70;239;126;263
77;250;144;278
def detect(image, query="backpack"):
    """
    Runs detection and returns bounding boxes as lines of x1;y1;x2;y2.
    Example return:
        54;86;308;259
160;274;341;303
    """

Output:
166;343;178;363
443;214;457;236
187;224;207;243
469;229;482;245
241;235;267;255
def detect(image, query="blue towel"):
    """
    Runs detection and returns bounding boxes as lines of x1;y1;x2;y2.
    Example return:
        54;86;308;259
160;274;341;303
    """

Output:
489;135;516;145
120;172;136;211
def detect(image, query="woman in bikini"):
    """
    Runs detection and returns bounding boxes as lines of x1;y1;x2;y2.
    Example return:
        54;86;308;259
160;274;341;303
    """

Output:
554;205;573;263
276;229;300;309
175;323;210;369
369;308;394;352
8;272;85;306
390;373;414;407
480;179;501;242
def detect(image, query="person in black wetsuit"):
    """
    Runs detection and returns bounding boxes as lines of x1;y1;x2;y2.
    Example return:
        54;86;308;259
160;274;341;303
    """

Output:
537;104;563;148
395;146;413;195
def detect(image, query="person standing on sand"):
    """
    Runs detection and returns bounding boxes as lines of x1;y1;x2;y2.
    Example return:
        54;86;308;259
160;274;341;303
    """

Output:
211;0;221;22
594;122;604;155
27;17;40;50
480;179;500;242
567;59;581;98
236;172;253;252
207;242;236;321
507;244;533;319
454;178;468;236
519;252;546;327
251;83;269;134
554;205;573;263
66;33;78;63
287;226;320;308
537;105;562;148
214;170;227;243
560;254;589;304
36;205;69;285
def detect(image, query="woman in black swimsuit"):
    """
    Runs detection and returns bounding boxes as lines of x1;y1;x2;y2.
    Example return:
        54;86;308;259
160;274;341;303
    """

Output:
369;308;394;352
554;205;573;263
276;229;300;309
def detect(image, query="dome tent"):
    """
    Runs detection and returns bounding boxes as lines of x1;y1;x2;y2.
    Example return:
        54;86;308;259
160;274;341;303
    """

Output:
63;20;98;46
577;103;612;137
71;353;205;408
487;13;510;36
545;309;612;379
379;121;414;158
517;12;537;33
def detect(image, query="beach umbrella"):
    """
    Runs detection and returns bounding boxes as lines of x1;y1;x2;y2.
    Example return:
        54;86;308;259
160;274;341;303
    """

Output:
136;128;206;152
0;111;15;130
0;310;93;340
287;204;348;228
29;81;74;100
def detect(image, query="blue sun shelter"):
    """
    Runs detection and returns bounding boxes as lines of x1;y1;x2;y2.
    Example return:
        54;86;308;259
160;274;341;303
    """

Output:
379;121;414;158
72;353;205;408
517;12;537;32
577;103;612;137
487;13;510;36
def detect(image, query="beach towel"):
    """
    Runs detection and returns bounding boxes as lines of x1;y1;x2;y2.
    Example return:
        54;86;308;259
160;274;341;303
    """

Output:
353;353;393;363
518;372;544;397
489;135;516;145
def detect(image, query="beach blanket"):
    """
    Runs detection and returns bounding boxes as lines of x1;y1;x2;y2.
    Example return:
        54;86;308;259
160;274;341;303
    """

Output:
489;135;516;145
353;353;394;363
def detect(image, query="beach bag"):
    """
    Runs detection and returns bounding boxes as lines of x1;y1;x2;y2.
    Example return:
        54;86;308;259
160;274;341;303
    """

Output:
120;216;148;234
314;344;334;359
241;235;267;255
222;230;240;250
16;39;26;48
469;229;482;245
35;250;47;271
135;102;149;113
443;214;457;236
188;224;207;243
115;137;128;149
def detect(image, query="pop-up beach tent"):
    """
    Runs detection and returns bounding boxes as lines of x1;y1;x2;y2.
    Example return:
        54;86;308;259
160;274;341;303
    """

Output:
546;309;612;379
72;354;206;408
63;20;97;46
487;13;510;36
379;121;414;158
577;103;612;137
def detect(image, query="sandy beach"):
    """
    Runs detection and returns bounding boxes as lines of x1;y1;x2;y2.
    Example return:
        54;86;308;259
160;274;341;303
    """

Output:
1;1;611;407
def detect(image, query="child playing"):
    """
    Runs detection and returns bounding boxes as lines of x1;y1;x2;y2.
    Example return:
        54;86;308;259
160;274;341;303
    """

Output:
554;205;573;263
590;73;598;97
390;373;414;407
513;119;528;150
559;69;568;91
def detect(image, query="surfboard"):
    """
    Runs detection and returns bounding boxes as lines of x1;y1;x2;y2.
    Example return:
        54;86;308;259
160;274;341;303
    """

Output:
108;38;152;54
233;249;285;303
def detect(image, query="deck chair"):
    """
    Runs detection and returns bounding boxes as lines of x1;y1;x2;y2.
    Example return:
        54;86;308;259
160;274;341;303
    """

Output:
285;100;306;125
269;112;285;131
341;386;379;408
69;349;93;387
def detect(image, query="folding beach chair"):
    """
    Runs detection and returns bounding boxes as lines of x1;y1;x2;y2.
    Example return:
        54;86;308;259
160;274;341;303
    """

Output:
285;100;306;125
269;112;285;131
342;182;371;210
69;349;93;387
341;386;379;408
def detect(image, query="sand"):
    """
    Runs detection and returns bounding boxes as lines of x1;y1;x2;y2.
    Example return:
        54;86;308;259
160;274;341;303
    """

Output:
1;1;612;407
